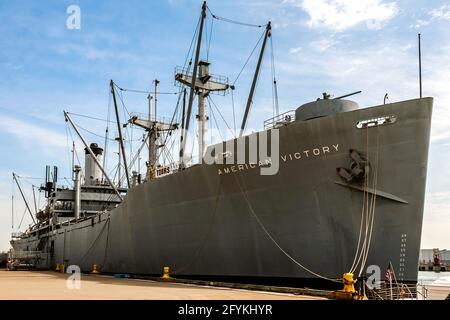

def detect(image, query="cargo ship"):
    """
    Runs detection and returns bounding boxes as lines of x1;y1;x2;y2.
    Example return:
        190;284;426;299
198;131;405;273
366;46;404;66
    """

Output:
9;2;433;289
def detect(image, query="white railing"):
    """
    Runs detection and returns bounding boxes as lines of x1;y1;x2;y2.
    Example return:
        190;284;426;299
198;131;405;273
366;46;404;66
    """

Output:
264;110;295;130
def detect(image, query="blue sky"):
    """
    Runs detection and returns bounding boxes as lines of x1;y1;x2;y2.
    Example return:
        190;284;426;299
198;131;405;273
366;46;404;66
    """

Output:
0;0;449;251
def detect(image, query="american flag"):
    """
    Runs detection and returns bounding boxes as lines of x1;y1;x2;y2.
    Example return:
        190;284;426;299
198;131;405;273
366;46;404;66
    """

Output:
385;263;393;282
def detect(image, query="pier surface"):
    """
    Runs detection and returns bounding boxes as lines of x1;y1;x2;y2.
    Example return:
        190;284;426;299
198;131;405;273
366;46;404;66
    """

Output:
0;270;323;300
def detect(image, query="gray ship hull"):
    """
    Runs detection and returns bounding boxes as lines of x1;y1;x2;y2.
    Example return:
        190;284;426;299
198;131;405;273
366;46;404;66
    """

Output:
11;97;433;284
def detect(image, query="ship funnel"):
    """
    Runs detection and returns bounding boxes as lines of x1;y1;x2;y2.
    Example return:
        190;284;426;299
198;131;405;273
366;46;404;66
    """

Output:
84;143;103;186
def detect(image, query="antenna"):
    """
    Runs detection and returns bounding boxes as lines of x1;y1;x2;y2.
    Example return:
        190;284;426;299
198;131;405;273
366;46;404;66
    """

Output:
11;194;14;231
418;33;422;98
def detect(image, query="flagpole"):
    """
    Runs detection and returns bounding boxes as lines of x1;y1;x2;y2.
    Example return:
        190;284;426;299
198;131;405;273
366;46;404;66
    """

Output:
389;262;393;300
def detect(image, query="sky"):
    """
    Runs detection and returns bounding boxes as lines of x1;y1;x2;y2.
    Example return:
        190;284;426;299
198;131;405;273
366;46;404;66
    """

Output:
0;0;449;251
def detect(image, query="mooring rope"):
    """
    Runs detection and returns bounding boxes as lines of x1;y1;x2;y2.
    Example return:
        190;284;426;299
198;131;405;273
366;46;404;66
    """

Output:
350;126;370;274
233;172;341;283
358;126;380;277
74;216;111;267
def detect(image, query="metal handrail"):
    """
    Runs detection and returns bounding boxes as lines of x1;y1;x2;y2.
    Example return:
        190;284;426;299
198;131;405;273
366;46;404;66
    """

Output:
365;281;428;300
129;112;172;124
174;66;230;96
264;110;295;129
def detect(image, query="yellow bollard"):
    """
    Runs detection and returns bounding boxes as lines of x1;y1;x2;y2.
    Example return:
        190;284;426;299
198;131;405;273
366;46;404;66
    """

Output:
161;266;170;280
329;272;364;300
342;273;356;293
55;263;61;272
90;264;100;274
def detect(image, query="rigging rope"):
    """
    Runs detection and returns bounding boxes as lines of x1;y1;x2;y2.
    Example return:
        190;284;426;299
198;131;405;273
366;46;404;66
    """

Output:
75;217;111;267
76;124;122;142
101;216;111;268
207;15;214;61
206;5;265;28
183;15;201;70
67;124;83;170
207;96;235;138
208;99;224;142
231;89;237;136
103;90;112;174
67;112;114;123
154;86;183;166
270;35;279;117
17;206;27;230
232;30;265;86
65;124;73;178
116;87;178;95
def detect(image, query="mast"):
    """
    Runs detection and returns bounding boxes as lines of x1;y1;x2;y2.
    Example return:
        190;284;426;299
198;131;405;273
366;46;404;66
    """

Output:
32;185;38;214
180;88;187;154
64;111;123;201
73;165;81;219
12;173;36;224
128;116;177;180
154;79;159;120
11;194;14;230
110;80;130;188
418;33;422;98
197;63;208;158
115;137;122;188
239;21;271;137
176;61;229;162
147;92;153;171
179;1;207;168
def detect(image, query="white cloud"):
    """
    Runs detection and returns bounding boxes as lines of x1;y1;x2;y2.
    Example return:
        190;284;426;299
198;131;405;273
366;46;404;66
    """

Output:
286;0;399;31
0;114;68;150
411;19;430;29
410;4;450;30
310;38;337;51
289;47;302;54
429;4;450;20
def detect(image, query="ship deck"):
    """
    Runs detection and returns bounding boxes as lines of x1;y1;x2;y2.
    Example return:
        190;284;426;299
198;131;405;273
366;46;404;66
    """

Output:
0;270;324;300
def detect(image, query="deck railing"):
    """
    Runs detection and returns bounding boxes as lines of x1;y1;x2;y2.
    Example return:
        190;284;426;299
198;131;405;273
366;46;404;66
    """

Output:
264;110;295;130
366;281;428;300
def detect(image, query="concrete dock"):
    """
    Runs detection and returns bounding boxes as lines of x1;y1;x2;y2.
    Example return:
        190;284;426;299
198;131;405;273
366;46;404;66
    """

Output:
425;285;450;300
0;270;324;300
